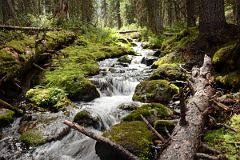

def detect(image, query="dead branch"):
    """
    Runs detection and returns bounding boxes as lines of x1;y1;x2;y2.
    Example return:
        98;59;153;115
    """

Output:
0;25;61;31
196;153;221;160
140;115;167;143
63;120;138;160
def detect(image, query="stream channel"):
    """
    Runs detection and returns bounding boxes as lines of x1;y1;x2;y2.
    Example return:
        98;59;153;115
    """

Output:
1;41;156;160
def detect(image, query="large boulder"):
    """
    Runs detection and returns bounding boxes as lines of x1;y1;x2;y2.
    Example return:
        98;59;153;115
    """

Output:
0;108;14;128
133;80;179;104
19;112;71;147
150;63;186;81
26;87;72;111
96;121;155;160
123;103;173;122
73;110;103;130
118;55;134;64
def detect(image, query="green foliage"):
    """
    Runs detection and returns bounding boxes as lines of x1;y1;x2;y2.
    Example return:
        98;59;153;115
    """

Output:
103;121;155;160
20;129;45;147
0;109;15;127
123;103;173;121
133;80;179;104
28;14;56;28
26;87;72;110
204;115;240;160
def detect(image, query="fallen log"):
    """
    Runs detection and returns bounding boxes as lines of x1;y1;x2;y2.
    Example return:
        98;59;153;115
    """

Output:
118;30;138;34
159;55;214;160
0;25;61;31
63;120;138;160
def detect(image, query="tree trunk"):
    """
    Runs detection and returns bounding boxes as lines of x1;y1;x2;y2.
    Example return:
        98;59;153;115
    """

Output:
235;0;240;27
54;0;69;24
159;55;214;160
186;0;196;27
199;0;226;35
116;0;122;29
1;0;18;25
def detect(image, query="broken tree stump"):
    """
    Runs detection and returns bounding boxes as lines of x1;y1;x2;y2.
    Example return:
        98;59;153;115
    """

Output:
159;55;214;160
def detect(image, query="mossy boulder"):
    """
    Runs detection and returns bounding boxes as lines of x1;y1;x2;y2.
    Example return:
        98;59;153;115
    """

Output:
150;63;186;81
161;28;198;53
20;129;45;147
133;80;179;104
0;108;15;127
212;42;236;73
118;55;134;63
152;52;184;68
97;121;155;160
215;71;240;92
73;110;102;130
123;103;173;122
26;87;72;111
203;114;240;160
19;112;71;147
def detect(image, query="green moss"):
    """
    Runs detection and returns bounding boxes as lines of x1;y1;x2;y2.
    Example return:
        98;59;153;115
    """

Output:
26;87;72;111
103;121;155;159
123;103;173;121
6;36;35;53
215;71;240;91
212;42;236;72
150;63;186;81
74;110;91;122
0;109;15;127
203;114;240;160
20;129;45;147
153;52;184;67
161;28;198;53
133;80;179;104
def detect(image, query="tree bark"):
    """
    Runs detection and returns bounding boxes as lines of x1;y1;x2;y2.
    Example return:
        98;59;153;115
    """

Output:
159;55;214;160
199;0;226;35
186;0;196;27
235;0;240;27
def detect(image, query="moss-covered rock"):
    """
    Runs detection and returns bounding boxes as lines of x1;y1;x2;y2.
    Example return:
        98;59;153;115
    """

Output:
123;103;173;122
150;63;186;81
215;71;240;92
99;121;155;160
118;55;134;63
133;80;179;104
0;108;15;127
212;42;236;73
152;52;185;68
73;110;102;129
26;87;72;111
203;114;240;160
161;28;199;53
19;112;71;147
20;129;45;147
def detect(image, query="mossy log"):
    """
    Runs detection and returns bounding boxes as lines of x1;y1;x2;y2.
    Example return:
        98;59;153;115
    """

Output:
0;25;61;31
159;55;214;160
0;31;75;99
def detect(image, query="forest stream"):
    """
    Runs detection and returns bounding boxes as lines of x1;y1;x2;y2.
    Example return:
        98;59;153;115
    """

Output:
1;40;156;160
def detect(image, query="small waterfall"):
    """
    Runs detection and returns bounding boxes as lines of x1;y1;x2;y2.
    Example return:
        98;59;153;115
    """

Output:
13;40;154;160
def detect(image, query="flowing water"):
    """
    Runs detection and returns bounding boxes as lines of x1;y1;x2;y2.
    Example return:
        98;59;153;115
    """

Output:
0;40;156;160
